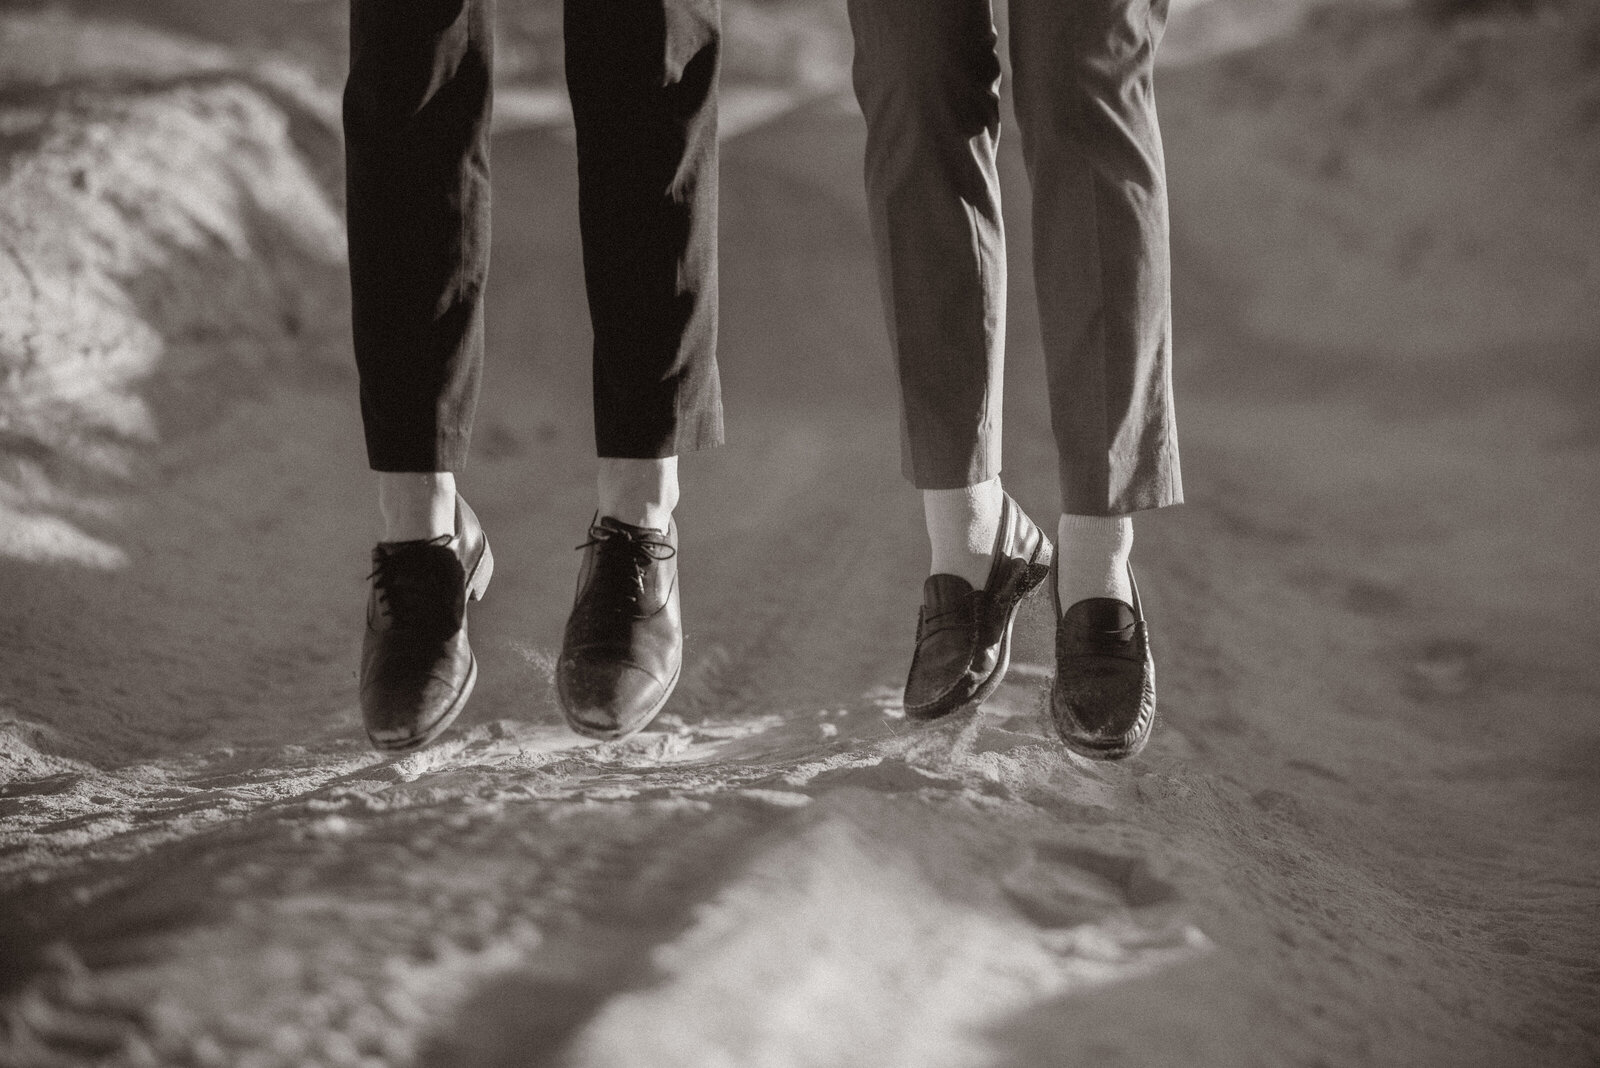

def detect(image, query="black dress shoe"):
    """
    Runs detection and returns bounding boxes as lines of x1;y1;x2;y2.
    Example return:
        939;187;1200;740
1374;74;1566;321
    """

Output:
903;494;1054;721
557;516;681;740
1050;563;1155;760
361;495;493;752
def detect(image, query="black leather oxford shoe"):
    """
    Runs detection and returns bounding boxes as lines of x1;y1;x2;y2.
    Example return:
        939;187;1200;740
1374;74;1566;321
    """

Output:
556;516;681;740
361;495;493;752
1050;563;1155;761
903;494;1054;721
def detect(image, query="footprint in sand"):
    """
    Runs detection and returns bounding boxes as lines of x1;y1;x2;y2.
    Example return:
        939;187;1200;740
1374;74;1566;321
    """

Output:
1001;842;1200;962
0;942;153;1066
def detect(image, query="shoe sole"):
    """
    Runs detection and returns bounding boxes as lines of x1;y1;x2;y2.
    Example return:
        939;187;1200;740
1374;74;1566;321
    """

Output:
368;537;494;754
1062;729;1152;764
905;538;1055;723
1059;716;1154;762
562;656;682;743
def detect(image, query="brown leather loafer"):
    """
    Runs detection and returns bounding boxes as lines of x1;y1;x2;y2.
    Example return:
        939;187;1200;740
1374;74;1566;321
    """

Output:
361;495;493;752
556;516;681;740
903;494;1054;721
1050;563;1156;760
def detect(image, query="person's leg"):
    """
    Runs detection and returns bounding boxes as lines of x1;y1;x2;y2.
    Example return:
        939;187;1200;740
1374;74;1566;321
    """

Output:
850;0;1008;588
345;0;494;537
345;0;496;751
1009;0;1178;758
1009;0;1182;535
849;0;1052;721
849;0;1009;589
566;0;722;528
556;0;721;739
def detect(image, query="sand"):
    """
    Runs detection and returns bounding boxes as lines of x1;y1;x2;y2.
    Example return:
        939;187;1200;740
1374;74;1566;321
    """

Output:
1;0;1597;1065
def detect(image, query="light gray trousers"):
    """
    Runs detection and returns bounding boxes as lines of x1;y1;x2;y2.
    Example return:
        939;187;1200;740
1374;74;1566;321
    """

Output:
848;0;1182;515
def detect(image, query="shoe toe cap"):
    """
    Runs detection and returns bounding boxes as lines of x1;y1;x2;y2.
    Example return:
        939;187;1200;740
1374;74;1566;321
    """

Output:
1051;658;1155;750
558;657;670;738
362;670;472;749
905;631;987;706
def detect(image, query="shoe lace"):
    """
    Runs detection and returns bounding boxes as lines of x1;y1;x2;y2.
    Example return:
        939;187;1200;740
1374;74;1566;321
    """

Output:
576;523;675;611
369;535;456;630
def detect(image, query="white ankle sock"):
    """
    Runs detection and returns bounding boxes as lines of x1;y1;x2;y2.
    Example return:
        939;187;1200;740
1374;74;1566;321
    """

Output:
596;457;678;532
379;472;456;543
1056;513;1134;609
924;477;1004;587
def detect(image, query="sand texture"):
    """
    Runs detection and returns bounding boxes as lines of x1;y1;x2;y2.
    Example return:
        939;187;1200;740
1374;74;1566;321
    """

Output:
2;0;1598;1065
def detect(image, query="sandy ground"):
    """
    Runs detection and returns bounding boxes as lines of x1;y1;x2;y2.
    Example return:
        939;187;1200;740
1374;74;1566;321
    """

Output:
1;0;1598;1065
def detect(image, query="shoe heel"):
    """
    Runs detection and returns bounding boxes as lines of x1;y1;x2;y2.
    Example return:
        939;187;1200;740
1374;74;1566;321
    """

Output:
1023;536;1055;593
468;539;494;601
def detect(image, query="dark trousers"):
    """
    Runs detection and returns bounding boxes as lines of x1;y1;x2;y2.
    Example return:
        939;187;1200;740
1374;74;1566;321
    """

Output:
344;0;724;473
849;0;1182;514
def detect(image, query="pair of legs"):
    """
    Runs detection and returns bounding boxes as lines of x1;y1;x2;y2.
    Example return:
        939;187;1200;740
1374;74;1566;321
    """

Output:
346;0;724;537
849;0;1181;753
848;0;1182;578
347;0;722;749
